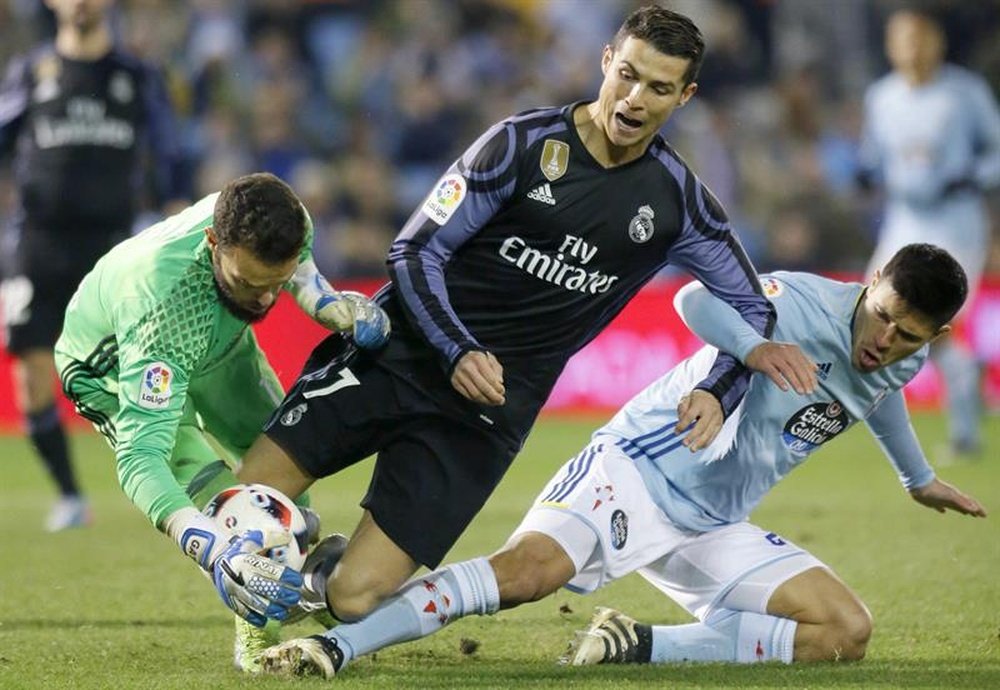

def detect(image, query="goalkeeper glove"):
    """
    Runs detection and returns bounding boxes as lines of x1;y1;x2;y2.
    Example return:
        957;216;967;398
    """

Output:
169;508;303;627
315;290;390;349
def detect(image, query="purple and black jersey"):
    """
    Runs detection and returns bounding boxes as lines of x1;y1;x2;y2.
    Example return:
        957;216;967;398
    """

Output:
382;102;774;423
0;44;182;244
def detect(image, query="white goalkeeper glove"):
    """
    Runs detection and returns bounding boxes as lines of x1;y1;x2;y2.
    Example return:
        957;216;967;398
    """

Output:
314;290;390;349
167;508;303;627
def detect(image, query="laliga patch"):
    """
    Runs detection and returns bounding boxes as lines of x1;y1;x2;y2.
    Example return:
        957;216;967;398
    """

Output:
610;509;628;550
781;401;849;455
421;173;467;226
138;362;173;409
760;276;783;298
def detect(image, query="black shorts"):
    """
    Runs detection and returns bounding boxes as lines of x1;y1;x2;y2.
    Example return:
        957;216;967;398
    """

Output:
264;335;531;568
2;222;125;354
2;270;83;354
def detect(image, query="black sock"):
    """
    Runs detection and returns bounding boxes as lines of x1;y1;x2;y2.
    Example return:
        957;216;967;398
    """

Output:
28;406;79;497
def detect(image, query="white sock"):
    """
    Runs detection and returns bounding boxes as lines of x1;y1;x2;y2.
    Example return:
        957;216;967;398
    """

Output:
650;609;796;664
323;557;500;667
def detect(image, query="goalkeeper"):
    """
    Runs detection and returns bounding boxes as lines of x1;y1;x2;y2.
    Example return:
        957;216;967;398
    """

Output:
54;173;389;663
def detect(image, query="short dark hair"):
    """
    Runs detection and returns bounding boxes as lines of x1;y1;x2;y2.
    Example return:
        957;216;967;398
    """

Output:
612;5;705;86
881;243;967;327
213;172;307;263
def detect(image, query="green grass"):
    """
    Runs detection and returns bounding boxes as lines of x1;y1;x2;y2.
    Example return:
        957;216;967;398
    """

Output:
1;412;998;689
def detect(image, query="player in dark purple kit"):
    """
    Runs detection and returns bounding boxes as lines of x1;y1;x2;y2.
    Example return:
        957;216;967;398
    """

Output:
236;6;817;676
0;0;186;531
0;0;185;531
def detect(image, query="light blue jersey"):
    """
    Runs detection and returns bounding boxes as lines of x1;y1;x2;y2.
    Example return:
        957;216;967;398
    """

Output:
860;65;1000;284
595;272;935;532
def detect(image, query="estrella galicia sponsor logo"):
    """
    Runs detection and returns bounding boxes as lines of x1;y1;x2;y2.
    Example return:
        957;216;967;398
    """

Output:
782;401;849;455
498;233;619;294
280;403;307;427
627;205;655;243
610;509;628;550
421;173;466;226
138;362;173;409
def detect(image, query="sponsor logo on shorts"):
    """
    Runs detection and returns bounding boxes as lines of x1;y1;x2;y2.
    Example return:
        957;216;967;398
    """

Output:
139;362;173;409
280;403;307;427
781;401;849;455
421;173;466;226
610;509;628;550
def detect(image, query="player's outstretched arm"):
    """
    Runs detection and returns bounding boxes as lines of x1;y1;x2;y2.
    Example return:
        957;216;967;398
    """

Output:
164;507;304;626
287;260;390;349
909;478;988;517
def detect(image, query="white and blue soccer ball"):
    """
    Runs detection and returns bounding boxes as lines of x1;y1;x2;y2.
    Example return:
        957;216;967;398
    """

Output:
203;484;309;570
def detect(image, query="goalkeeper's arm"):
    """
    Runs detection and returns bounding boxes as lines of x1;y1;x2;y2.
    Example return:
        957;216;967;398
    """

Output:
286;259;390;349
163;507;302;627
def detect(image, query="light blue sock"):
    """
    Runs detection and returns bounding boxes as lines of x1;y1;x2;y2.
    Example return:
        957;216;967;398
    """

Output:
323;557;500;668
934;340;982;447
650;609;796;664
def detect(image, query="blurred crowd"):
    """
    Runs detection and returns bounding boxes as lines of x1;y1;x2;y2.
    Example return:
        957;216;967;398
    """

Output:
2;0;999;280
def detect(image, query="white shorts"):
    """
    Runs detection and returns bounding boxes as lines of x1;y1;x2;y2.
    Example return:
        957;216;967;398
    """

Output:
511;438;826;620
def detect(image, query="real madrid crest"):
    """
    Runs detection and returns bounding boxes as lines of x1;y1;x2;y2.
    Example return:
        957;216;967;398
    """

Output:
628;205;655;243
280;403;307;427
109;71;135;103
540;139;569;181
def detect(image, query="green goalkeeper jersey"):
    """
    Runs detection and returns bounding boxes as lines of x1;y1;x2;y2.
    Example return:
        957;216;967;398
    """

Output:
55;193;313;526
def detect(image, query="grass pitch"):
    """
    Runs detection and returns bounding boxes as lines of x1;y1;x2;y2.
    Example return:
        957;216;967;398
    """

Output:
0;412;997;689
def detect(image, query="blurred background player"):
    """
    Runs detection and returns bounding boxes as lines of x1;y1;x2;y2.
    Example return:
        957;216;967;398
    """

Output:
258;244;986;678
858;5;1000;460
54;172;389;671
0;0;186;531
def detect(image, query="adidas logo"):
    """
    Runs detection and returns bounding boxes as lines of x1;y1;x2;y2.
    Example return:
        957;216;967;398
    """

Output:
817;362;832;380
527;183;556;205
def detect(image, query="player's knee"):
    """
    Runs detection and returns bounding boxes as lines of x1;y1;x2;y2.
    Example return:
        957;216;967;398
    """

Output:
325;569;397;622
490;534;574;606
823;604;873;661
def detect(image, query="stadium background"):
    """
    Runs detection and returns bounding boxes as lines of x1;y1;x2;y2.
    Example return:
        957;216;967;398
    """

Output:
2;0;999;425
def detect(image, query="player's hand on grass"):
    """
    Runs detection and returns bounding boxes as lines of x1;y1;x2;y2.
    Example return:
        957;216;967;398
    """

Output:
315;290;390;349
745;341;818;395
676;389;723;452
452;350;505;406
909;478;987;517
211;529;304;627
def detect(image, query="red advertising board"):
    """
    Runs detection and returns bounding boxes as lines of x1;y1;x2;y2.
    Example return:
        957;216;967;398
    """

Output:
2;276;998;431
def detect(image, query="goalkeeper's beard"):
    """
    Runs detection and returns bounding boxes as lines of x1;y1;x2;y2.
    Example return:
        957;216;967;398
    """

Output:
212;262;273;324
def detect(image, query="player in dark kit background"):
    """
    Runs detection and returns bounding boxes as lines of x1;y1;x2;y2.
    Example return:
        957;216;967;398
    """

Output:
0;0;185;531
236;6;818;674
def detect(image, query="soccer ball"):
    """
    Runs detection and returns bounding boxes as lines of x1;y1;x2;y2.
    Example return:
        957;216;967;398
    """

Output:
203;484;309;570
